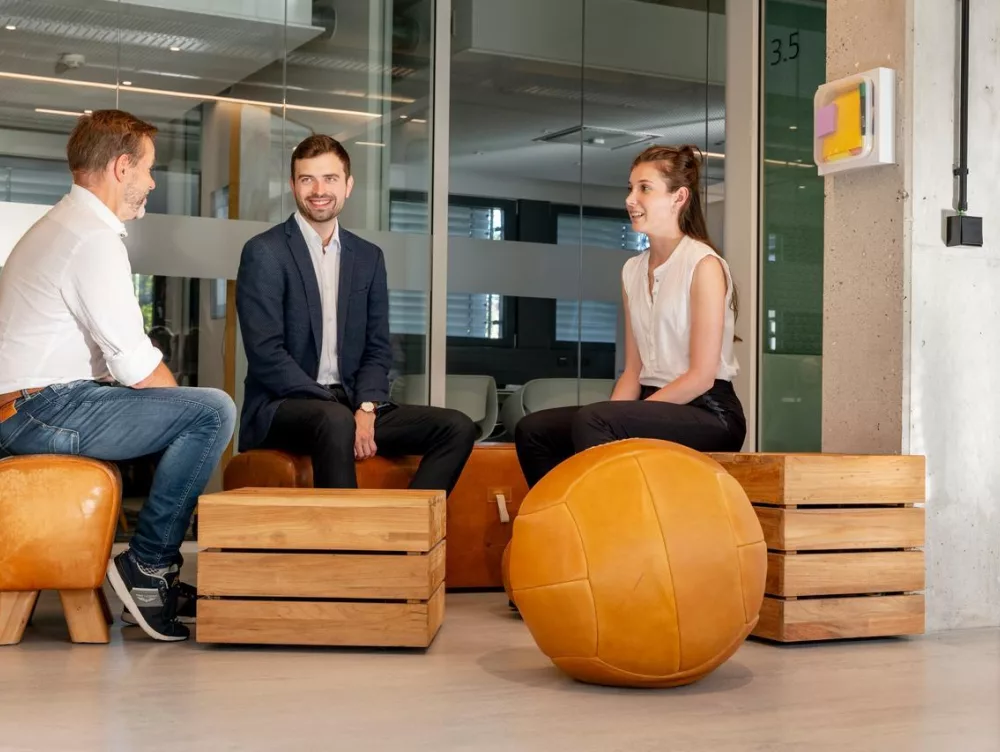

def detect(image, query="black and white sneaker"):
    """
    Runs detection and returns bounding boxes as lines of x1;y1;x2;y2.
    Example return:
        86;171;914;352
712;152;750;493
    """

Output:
106;550;189;642
121;581;196;626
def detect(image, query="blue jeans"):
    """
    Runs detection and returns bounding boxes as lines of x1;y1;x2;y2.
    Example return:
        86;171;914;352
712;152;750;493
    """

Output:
0;380;236;568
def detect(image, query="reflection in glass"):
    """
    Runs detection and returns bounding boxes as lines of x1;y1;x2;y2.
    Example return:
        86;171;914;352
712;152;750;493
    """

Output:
0;1;434;518
446;0;724;442
759;0;826;451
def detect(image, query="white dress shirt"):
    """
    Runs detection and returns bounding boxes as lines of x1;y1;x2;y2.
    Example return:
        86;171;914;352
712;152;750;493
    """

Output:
0;185;163;392
621;235;739;388
294;211;341;386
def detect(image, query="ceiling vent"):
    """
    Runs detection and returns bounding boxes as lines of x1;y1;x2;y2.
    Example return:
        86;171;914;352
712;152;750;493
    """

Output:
534;125;659;151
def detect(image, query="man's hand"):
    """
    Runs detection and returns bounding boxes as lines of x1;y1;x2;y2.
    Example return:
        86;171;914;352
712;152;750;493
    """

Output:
354;409;377;460
131;362;178;389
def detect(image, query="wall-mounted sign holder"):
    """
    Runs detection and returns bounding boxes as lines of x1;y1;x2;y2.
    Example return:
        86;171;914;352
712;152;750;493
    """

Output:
814;67;895;177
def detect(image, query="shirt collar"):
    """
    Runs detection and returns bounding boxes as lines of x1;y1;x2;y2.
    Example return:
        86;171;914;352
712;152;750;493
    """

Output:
294;211;340;254
69;184;128;238
650;235;689;277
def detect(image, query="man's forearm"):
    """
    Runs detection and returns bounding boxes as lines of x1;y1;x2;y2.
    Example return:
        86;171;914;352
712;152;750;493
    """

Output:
132;361;178;389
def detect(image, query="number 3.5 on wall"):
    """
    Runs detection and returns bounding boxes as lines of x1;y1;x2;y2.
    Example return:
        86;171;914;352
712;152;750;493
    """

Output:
771;31;800;66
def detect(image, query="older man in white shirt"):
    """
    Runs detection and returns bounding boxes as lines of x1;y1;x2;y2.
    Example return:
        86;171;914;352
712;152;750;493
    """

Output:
0;110;235;642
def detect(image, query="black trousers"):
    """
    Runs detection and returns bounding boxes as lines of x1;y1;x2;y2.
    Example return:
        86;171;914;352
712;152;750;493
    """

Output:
262;387;477;494
514;380;746;488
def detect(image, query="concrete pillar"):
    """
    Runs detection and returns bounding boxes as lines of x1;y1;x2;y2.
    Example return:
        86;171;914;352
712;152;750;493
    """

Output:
824;0;1000;630
822;0;908;455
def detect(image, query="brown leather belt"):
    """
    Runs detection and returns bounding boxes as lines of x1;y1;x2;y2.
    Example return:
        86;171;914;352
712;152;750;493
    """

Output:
0;387;44;424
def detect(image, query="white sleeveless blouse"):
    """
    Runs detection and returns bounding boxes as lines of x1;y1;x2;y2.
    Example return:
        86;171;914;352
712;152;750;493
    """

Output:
621;236;739;388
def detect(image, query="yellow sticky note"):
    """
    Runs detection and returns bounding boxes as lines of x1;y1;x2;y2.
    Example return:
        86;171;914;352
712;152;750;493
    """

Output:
822;87;863;161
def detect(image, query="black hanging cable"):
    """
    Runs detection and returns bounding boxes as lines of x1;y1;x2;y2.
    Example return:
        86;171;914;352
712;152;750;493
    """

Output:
946;0;982;246
954;0;970;214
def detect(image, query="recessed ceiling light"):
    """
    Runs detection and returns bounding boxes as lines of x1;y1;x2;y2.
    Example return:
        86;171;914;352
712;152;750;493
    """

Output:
400;114;409;119
169;45;180;52
798;185;806;189
411;118;427;124
789;125;798;130
5;25;15;31
122;80;132;86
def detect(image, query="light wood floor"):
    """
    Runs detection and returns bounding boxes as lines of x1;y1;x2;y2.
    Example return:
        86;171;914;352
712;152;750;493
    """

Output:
2;576;998;751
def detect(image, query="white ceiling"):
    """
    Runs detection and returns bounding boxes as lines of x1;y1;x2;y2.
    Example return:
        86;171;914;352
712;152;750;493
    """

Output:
0;0;726;194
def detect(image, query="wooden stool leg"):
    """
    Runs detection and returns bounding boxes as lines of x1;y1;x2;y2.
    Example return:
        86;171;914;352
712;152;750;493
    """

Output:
97;588;114;626
1;591;40;646
59;590;110;644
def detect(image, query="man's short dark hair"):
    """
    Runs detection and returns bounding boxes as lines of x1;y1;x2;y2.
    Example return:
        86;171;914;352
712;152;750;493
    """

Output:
290;135;352;180
67;109;158;176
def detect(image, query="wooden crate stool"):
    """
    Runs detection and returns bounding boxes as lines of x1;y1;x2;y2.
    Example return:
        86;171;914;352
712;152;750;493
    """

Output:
710;453;926;642
0;455;120;645
196;486;446;648
222;446;527;590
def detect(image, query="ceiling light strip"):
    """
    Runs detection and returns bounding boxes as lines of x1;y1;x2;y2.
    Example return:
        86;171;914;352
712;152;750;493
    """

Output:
35;107;84;117
0;70;380;120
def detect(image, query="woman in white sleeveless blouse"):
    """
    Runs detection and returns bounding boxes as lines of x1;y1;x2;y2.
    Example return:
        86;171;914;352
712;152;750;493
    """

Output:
514;145;746;488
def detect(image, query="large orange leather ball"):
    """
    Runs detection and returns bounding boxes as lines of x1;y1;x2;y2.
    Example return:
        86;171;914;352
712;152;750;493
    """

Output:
508;439;766;688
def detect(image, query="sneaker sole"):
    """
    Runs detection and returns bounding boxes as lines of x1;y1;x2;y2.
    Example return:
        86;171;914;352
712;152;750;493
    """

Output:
121;612;195;627
105;560;188;642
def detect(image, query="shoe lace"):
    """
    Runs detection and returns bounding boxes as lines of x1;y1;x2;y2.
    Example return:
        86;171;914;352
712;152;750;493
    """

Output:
162;570;182;623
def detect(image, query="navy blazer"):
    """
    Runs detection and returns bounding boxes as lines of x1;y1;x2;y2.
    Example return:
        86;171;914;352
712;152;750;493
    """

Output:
235;214;392;452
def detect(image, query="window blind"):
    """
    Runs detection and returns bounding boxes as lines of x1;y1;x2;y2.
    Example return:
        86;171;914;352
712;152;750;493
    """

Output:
388;199;506;339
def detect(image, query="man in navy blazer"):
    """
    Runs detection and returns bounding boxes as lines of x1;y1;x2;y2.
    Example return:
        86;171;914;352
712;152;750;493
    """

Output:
236;135;476;492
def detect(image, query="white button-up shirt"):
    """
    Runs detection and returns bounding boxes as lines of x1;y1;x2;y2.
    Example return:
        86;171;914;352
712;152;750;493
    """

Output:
0;185;163;392
621;235;739;388
294;211;340;386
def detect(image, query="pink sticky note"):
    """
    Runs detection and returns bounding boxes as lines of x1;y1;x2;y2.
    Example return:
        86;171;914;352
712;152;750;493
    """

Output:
815;104;837;137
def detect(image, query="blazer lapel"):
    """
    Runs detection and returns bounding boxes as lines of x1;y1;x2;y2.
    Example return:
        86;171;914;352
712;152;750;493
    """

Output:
284;216;323;358
337;229;355;350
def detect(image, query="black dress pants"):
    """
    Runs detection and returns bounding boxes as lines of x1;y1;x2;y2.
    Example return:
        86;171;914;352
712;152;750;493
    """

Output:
262;387;477;494
514;380;746;488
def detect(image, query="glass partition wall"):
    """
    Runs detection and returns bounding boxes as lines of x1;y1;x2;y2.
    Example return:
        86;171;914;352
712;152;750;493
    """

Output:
0;0;728;521
444;0;726;443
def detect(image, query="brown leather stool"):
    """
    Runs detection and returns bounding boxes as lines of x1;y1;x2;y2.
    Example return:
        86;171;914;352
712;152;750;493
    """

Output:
0;455;121;645
222;449;420;491
223;449;315;490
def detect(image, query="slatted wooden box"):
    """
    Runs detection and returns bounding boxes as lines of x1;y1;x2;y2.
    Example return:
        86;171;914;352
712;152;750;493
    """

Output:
195;487;446;648
709;453;926;642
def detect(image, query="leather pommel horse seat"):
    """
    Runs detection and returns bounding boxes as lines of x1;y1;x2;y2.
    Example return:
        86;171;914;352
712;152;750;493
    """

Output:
0;455;121;645
223;449;420;491
223;449;315;489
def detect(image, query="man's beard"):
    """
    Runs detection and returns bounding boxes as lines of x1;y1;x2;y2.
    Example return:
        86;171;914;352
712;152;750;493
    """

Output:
296;194;340;223
124;183;148;220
